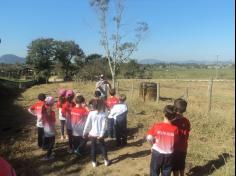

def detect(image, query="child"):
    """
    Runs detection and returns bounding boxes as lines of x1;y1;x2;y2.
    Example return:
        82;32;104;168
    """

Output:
83;99;110;167
61;89;76;153
108;94;128;146
146;105;179;176
28;93;46;148
71;95;89;155
56;89;67;140
106;88;119;139
42;96;56;160
172;98;191;176
88;90;101;110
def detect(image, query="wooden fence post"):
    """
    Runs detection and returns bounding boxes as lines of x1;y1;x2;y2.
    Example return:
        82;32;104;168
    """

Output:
185;87;189;100
208;78;213;112
157;83;160;104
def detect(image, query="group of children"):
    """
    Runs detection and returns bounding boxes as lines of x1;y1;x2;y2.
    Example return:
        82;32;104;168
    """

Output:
28;85;190;175
146;98;191;176
28;88;128;167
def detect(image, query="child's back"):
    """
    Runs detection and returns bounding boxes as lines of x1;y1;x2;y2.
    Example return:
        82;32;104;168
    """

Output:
147;105;178;176
172;98;191;176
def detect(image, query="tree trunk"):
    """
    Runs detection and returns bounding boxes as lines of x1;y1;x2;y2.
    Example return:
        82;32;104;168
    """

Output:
112;72;115;89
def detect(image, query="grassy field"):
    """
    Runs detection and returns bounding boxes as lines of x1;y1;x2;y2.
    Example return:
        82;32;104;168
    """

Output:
0;79;235;176
151;68;235;80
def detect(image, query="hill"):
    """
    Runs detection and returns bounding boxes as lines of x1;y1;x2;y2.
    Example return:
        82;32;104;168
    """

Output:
138;58;234;65
0;54;25;64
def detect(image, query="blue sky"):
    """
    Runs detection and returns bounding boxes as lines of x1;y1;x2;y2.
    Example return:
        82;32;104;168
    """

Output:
0;0;235;62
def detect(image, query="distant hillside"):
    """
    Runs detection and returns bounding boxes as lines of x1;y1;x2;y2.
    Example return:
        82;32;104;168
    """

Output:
0;54;25;64
138;59;164;64
138;58;234;65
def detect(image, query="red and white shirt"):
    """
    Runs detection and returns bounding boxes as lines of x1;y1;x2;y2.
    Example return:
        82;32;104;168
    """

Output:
28;100;45;128
105;96;119;110
71;106;89;136
172;116;191;152
61;101;76;130
147;122;179;154
42;108;56;137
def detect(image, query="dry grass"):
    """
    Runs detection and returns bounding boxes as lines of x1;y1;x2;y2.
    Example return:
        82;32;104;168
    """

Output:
0;79;234;176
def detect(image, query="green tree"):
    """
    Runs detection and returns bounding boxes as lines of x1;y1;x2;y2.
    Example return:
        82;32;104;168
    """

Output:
26;38;55;83
54;40;85;79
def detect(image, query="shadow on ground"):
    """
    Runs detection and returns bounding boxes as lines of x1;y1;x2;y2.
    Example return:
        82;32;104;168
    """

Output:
186;153;233;176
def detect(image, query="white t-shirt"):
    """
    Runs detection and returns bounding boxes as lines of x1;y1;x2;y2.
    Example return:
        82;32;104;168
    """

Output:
108;103;128;120
83;111;107;137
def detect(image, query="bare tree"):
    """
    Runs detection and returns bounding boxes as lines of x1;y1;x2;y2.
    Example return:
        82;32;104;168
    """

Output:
90;0;148;87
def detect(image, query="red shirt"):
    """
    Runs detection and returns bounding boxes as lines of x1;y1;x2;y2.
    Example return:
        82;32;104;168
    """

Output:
61;101;76;119
0;157;16;176
71;107;89;125
29;100;45;127
172;116;191;152
42;107;56;137
61;101;76;130
71;106;89;136
105;96;119;110
147;122;178;154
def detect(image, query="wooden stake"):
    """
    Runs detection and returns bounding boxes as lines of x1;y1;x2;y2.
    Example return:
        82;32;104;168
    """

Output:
208;78;213;112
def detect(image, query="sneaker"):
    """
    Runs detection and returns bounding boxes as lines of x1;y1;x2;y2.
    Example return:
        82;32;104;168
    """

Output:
65;135;69;140
60;136;64;140
92;161;97;168
104;160;110;166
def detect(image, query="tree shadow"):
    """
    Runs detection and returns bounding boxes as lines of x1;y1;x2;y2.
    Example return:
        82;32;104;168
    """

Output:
111;149;151;164
186;153;233;176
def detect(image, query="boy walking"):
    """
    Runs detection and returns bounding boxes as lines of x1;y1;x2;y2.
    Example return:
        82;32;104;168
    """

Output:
28;93;46;148
146;105;179;176
172;98;191;176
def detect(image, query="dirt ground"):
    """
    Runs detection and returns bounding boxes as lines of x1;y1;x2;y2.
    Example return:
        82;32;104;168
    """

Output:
0;80;234;176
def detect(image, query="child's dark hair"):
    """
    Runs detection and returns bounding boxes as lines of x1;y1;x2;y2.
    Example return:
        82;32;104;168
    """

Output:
109;88;116;96
94;91;101;98
93;99;105;112
76;95;85;104
66;95;74;103
163;105;176;121
174;98;187;113
38;93;46;101
119;94;126;102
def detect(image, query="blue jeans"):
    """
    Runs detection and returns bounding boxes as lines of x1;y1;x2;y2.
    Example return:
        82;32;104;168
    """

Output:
107;118;115;138
150;150;173;176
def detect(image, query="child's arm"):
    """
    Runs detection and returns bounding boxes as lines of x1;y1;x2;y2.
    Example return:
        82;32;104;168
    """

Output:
28;104;36;116
146;124;157;146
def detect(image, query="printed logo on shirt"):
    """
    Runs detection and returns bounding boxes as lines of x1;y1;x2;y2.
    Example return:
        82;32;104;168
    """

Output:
157;130;174;137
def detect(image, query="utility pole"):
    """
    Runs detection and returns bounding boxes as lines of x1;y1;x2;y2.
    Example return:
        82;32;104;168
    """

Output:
215;55;220;80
